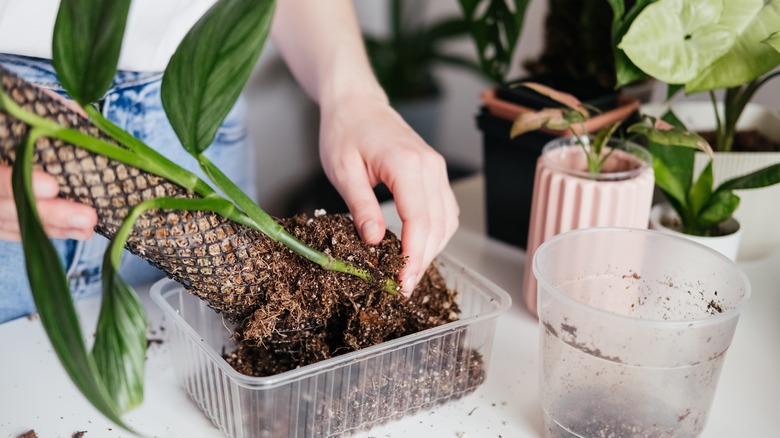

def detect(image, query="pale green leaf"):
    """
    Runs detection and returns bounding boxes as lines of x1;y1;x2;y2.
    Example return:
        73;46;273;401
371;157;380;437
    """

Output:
686;0;780;92
619;0;736;84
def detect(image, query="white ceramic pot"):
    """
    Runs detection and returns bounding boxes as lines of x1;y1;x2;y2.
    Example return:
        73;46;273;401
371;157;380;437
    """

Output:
641;101;780;261
649;204;742;261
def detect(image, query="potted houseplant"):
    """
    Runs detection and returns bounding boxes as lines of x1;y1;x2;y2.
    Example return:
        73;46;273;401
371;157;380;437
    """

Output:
630;113;780;260
465;0;649;248
0;0;503;432
510;83;654;315
612;0;780;259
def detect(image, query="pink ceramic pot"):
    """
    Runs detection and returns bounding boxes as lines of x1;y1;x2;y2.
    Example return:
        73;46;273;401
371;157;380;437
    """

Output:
523;137;655;315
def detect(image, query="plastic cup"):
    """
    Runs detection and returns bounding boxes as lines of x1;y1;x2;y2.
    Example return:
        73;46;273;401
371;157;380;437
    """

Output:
533;228;750;437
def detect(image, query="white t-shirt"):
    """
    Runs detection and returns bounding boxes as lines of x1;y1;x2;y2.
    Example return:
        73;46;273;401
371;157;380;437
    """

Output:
0;0;217;72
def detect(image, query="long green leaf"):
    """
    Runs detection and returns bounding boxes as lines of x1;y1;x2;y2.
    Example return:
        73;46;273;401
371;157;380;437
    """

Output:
162;0;276;155
52;0;132;105
688;160;714;217
698;190;740;230
11;131;130;429
93;245;147;413
716;163;780;191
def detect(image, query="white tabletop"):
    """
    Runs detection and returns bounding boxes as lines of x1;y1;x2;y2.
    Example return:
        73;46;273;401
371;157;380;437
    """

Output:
2;175;778;437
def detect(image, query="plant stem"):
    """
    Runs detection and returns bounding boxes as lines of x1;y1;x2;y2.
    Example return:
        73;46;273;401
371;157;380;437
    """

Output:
198;154;400;295
85;105;216;197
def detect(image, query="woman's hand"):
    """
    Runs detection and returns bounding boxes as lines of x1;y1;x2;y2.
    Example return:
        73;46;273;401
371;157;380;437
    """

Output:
318;92;459;296
0;164;97;241
271;0;459;295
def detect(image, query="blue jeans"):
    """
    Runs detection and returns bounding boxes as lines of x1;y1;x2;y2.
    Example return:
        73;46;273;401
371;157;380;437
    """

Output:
0;54;256;323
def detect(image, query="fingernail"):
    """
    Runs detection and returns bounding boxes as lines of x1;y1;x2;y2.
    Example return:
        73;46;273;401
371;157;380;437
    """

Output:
69;215;93;229
361;220;382;241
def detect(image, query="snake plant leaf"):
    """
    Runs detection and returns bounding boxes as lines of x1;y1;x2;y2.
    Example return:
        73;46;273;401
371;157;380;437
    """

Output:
162;0;275;156
686;0;780;92
698;190;740;230
52;0;132;105
648;148;689;207
11;133;129;429
618;0;736;85
92;241;147;414
716;163;780;192
687;160;714;218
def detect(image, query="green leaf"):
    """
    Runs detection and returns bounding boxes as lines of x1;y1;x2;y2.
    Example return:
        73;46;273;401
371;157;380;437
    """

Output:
92;240;147;413
716;162;780;191
698;190;740;228
510;108;567;138
52;0;132;105
592;122;621;157
619;0;736;85
627;123;712;153
162;0;276;156
686;0;780;92
458;0;529;83
11;131;130;429
609;0;656;88
688;160;714;217
649;147;689;206
765;31;780;53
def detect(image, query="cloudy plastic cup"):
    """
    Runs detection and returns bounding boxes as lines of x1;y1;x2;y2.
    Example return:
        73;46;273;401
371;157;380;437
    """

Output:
533;228;750;437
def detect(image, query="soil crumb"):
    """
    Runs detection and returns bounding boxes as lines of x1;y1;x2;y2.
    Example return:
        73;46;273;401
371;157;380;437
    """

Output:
17;431;37;438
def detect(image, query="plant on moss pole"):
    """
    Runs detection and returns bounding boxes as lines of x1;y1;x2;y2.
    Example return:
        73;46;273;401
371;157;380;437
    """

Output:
1;0;397;430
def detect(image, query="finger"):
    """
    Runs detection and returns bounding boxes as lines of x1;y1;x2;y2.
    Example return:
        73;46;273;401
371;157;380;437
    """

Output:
0;198;96;237
384;156;431;296
326;155;387;245
0;166;61;198
391;153;458;297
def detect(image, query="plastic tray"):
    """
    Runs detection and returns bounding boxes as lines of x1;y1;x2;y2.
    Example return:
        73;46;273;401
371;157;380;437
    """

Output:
151;253;511;437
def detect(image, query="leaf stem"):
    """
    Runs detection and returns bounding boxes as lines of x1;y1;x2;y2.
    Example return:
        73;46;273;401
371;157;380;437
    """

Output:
197;154;400;295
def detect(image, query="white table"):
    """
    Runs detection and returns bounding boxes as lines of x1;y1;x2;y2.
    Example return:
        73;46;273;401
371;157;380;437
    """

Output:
2;175;778;437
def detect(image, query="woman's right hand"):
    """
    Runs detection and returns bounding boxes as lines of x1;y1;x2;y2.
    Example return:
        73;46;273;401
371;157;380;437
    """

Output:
0;164;97;241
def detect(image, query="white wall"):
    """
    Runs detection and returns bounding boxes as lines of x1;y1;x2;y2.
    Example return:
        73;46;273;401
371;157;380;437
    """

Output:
245;1;780;215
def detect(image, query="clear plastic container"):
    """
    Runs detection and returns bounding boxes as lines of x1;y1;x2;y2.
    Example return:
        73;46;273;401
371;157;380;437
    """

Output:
533;228;751;437
151;253;511;437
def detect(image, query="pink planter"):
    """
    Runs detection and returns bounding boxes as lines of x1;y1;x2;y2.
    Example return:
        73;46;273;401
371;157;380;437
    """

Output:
523;137;655;315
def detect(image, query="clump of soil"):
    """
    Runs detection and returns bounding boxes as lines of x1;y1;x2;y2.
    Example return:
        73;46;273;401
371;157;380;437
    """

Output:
225;213;461;376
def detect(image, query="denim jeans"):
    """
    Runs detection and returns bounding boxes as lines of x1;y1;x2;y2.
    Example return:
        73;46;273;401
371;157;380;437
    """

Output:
0;54;256;322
